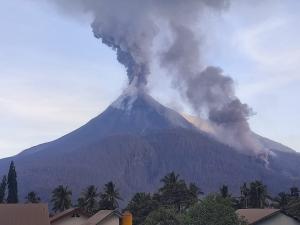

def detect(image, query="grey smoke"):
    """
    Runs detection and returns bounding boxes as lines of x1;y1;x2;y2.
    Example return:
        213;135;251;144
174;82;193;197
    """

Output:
48;0;266;154
159;21;263;153
209;99;253;125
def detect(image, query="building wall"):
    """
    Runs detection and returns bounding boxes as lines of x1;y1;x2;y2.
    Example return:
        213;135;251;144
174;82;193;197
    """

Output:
51;215;89;225
257;213;300;225
99;215;120;225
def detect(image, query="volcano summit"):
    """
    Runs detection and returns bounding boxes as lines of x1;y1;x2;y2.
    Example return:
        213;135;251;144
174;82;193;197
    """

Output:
0;90;299;202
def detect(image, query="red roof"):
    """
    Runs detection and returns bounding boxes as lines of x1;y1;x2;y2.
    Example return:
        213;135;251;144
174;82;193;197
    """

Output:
236;208;280;224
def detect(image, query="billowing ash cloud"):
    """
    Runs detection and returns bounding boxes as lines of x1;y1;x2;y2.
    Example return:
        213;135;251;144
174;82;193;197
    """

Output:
48;0;267;155
50;0;228;86
90;1;158;87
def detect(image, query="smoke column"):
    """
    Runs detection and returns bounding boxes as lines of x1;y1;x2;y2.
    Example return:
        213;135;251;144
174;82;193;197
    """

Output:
48;0;267;155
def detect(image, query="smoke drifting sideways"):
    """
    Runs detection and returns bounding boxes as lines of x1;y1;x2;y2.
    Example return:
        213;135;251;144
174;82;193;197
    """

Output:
49;0;268;157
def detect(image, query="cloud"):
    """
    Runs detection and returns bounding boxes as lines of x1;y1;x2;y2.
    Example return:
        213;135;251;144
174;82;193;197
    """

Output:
234;17;300;72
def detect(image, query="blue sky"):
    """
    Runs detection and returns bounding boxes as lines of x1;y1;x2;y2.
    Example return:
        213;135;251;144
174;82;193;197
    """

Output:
0;0;299;159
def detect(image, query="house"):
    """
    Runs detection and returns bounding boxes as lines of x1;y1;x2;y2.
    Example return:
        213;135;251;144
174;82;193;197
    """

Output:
82;210;123;225
0;203;50;225
50;208;126;225
50;208;89;225
236;208;300;225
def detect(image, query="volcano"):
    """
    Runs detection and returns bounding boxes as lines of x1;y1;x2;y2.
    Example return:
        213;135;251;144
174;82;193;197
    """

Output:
0;90;300;202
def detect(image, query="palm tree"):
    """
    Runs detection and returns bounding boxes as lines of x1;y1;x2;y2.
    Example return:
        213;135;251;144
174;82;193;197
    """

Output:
160;172;182;191
276;192;289;209
189;183;203;197
126;192;158;225
187;183;203;207
159;172;190;212
51;185;72;213
290;187;300;198
240;183;250;208
220;185;230;199
78;185;99;215
25;191;41;203
99;182;122;210
249;181;267;208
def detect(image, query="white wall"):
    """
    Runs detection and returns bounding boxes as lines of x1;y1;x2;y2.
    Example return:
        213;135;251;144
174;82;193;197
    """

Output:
99;215;120;225
258;213;300;225
51;214;89;225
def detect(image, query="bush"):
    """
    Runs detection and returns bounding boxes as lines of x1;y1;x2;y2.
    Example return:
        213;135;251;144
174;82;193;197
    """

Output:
182;195;247;225
144;207;181;225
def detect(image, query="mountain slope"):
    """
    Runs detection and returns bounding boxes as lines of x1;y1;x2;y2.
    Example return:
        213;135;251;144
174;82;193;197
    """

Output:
255;134;296;153
19;90;195;157
182;114;297;154
0;91;299;203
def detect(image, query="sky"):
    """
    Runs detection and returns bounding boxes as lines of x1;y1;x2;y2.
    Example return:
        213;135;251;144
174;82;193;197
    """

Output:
0;0;299;159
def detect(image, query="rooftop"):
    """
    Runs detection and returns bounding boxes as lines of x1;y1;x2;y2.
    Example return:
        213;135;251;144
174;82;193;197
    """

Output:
0;204;50;225
236;208;280;224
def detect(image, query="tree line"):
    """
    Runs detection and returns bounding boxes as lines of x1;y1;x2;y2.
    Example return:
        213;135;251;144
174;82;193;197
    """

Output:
0;161;122;214
1;161;300;224
0;161;18;203
51;181;122;214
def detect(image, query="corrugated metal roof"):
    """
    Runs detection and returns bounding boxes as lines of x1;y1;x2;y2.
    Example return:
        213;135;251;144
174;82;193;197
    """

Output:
0;204;50;225
50;208;78;223
82;210;121;225
236;208;280;224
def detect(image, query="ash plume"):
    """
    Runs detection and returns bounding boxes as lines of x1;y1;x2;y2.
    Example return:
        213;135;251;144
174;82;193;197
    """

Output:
48;0;267;155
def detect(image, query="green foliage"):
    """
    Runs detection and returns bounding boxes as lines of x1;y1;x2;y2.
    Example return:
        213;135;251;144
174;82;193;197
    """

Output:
283;186;300;220
158;172;187;211
25;191;41;203
290;186;300;198
99;181;122;210
128;172;207;225
7;161;18;203
77;197;86;210
240;182;250;208
51;185;72;213
183;195;247;225
187;183;203;206
0;176;7;203
249;181;267;208
275;192;289;209
219;185;240;209
78;185;99;215
285;198;300;221
126;192;159;225
157;172;202;212
220;185;230;199
144;207;181;225
239;181;268;209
